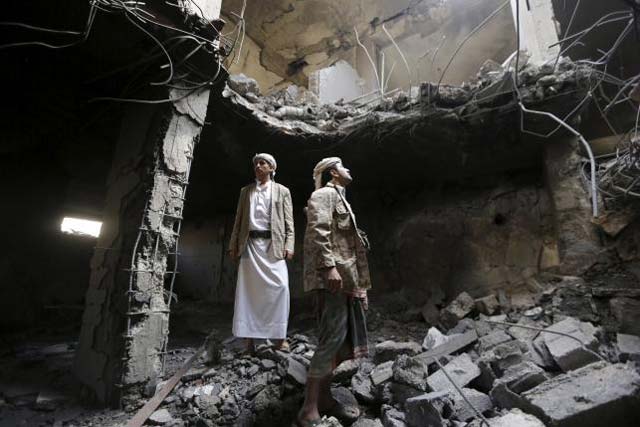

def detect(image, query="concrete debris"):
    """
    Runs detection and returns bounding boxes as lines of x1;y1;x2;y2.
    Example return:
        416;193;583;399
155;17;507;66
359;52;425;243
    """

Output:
352;418;383;427
370;361;394;386
450;388;492;421
392;355;429;391
478;330;512;353
227;73;261;96
497;361;548;393
374;341;422;363
542;317;600;371
330;387;361;422
610;297;640;336
405;391;452;427
469;408;545;427
521;362;640;426
617;333;640;362
148;408;173;425
333;359;360;384
426;353;481;393
285;356;307;385
415;329;478;365
422;327;449;351
439;292;475;330
352;371;376;404
475;294;500;315
381;405;407;427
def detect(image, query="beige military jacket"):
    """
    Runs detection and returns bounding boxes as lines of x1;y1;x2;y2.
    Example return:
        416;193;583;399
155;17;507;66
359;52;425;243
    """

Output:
229;182;295;259
303;182;371;293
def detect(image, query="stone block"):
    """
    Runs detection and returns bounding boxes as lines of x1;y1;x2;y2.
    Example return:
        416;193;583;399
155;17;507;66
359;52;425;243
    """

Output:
450;388;492;421
285;356;307;385
370;361;394;386
352;372;375;404
392;355;429;391
440;292;475;330
149;408;173;425
617;333;640;362
479;330;512;353
405;391;452;427
352;418;383;427
331;387;360;422
228;73;261;96
475;295;500;315
333;359;360;384
542;317;599;371
498;361;548;393
381;405;407;427
471;408;545;427
381;382;423;406
521;362;640;427
375;341;422;363
490;382;524;410
427;353;480;393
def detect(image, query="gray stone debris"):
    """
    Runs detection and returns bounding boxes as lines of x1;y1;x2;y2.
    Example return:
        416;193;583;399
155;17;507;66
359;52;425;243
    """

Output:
374;340;422;363
251;385;280;413
422;327;450;351
227;73;261;96
427;353;481;393
440;292;475;330
490;382;523;410
333;359;360;384
381;382;423;406
475;294;500;315
352;371;376;403
405;391;452;427
469;408;545;427
148;408;174;425
370;361;394;386
521;362;640;426
450;388;492;422
392;355;429;391
285;356;307;385
331;387;361;422
542;317;600;371
478;330;512;353
498;361;548;393
352;417;383;427
381;405;407;427
617;333;640;362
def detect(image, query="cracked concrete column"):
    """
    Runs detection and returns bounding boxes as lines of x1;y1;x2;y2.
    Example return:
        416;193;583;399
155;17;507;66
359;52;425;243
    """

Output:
510;0;560;64
543;137;600;274
73;88;210;406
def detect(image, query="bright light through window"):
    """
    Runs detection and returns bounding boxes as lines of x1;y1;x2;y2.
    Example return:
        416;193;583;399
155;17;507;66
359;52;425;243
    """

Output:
61;217;102;238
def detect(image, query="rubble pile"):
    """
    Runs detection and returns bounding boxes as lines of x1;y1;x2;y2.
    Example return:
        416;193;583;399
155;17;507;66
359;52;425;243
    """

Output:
221;57;591;138
107;274;638;427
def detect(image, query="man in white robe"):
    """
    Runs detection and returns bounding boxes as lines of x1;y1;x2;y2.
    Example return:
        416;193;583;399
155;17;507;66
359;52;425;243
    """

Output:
228;153;295;352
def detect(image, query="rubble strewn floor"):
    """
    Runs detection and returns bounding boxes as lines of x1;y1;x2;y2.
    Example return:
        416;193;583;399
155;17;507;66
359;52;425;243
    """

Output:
2;267;640;427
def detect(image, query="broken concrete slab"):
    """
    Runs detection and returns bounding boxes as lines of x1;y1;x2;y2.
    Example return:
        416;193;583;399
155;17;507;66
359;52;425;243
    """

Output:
374;341;422;363
352;372;376;404
426;353;480;393
470;408;545;427
521;362;640;427
333;359;360;384
381;405;407;427
405;391;452;427
498;361;548;393
542;317;600;371
285;356;307;385
439;292;475;330
148;408;173;425
490;382;524;411
415;329;478;365
370;361;394;386
617;333;640;362
450;388;492;422
392;355;429;391
227;73;261;96
381;382;423;406
475;294;500;315
478;330;512;353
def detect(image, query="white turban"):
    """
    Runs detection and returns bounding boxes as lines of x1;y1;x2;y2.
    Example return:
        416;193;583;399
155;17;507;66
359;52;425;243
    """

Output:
313;157;342;190
253;153;277;177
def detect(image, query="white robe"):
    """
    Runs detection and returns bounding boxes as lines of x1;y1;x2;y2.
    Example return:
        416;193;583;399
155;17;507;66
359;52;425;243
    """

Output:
232;181;290;339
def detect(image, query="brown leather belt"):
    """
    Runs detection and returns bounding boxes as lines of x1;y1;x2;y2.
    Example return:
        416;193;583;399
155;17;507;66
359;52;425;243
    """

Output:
249;230;271;239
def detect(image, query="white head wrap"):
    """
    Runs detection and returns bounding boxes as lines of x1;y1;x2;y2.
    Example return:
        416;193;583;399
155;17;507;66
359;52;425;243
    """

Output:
313;157;342;190
253;153;277;177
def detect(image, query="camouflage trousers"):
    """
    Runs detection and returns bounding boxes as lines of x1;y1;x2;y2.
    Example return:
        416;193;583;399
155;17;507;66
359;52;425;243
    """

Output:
307;290;368;378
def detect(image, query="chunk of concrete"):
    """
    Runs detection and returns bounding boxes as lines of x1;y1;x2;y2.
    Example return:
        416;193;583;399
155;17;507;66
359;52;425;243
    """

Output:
149;408;173;425
470;408;545;427
440;292;475;330
375;341;422;363
331;387;361;422
475;294;500;315
427;353;480;393
490;382;524;410
422;327;449;351
479;330;512;353
352;372;375;403
352;418;383;427
285;356;307;385
370;361;394;386
521;362;640;427
498;361;548;393
381;382;423;406
381;405;407;427
405;391;452;427
392;355;429;391
333;359;360;384
227;73;261;96
542;317;599;371
450;388;492;421
617;333;640;362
